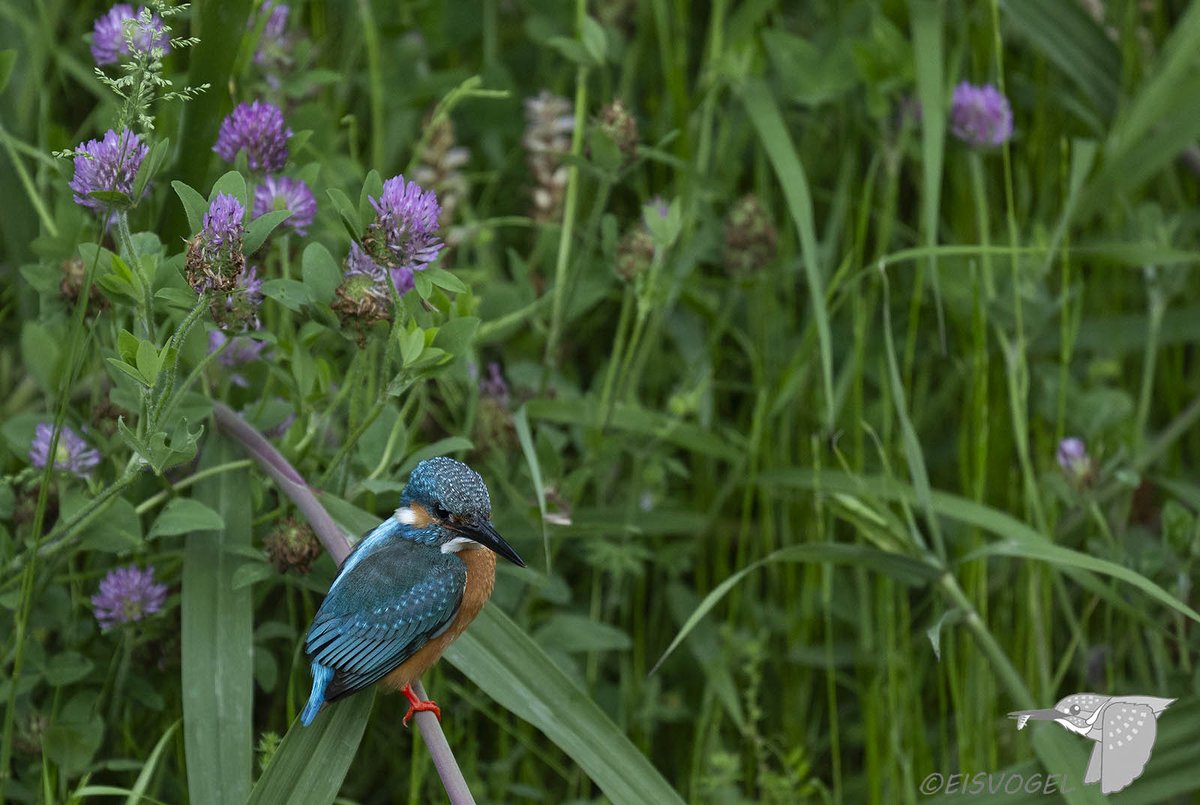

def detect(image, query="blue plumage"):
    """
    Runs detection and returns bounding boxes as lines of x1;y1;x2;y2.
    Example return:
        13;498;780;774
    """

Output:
299;457;524;726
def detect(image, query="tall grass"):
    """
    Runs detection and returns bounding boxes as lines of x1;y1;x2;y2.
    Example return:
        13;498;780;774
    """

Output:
1;0;1199;803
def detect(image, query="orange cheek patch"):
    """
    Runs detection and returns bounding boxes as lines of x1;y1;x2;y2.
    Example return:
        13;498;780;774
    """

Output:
397;502;434;529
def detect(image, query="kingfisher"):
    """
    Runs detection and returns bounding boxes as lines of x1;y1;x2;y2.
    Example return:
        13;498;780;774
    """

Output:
300;457;525;727
1009;693;1174;794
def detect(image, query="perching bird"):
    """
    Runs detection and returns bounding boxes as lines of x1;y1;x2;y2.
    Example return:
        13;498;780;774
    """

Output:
1009;693;1174;794
300;457;525;727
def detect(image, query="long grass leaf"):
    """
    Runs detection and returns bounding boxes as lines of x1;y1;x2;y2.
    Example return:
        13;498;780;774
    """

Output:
651;544;940;673
740;79;835;429
245;691;375;805
182;436;254;803
445;606;685;805
762;469;1200;625
125;720;180;805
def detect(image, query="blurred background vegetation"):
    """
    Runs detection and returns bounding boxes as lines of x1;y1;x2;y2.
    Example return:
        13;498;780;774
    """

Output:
2;0;1200;802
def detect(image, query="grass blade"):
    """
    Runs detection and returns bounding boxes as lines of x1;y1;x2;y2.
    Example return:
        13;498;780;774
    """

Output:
245;691;375;805
762;469;1200;625
740;79;835;430
182;436;254;803
651;543;940;673
125;720;180;805
445;606;685;805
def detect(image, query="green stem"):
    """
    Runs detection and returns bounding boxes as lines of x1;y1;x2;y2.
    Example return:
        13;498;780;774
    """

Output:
0;123;58;237
148;294;210;432
134;460;254;515
542;0;590;374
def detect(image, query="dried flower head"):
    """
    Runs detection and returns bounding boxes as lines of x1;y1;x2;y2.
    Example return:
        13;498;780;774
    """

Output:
950;82;1013;148
213;100;291;172
523;91;574;221
213;265;265;331
1057;437;1095;488
596;98;638;161
29;423;101;479
722;194;777;275
253;175;316;236
92;565;168;630
616;226;655;282
412;113;470;233
59;256;110;313
264;516;322;574
91;4;170;66
332;243;393;336
474;362;516;452
185;193;247;295
69;128;149;214
363;175;443;279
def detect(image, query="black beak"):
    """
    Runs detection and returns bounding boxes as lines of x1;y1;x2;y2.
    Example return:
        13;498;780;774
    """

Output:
461;518;526;567
1007;708;1065;728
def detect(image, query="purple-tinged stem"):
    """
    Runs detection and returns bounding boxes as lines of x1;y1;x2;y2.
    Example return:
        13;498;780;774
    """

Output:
211;401;475;804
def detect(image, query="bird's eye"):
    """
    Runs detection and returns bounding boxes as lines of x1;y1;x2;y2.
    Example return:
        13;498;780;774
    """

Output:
1070;705;1080;714
432;503;450;520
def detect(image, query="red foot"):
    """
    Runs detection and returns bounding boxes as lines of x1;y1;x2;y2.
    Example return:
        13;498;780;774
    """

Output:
401;683;442;727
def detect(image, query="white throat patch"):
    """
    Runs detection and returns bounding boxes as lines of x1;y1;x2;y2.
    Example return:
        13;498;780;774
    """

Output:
441;536;477;554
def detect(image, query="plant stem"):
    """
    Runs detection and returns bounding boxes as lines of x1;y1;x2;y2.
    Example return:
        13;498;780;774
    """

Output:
542;0;589;374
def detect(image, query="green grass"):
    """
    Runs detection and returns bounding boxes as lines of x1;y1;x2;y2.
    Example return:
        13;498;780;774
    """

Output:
2;0;1200;802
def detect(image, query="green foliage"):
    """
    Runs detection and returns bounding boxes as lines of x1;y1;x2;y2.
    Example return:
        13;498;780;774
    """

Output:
3;0;1200;803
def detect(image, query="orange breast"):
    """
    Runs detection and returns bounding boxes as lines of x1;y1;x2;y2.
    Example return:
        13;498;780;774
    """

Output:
381;546;496;690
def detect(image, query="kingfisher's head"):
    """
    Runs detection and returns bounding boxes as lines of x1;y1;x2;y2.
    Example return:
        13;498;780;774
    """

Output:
395;457;525;567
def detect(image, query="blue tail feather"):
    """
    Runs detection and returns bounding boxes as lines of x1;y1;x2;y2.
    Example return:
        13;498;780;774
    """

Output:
301;663;335;726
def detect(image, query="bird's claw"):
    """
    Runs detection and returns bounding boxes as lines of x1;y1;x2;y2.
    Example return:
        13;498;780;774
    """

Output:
402;699;442;727
400;682;441;727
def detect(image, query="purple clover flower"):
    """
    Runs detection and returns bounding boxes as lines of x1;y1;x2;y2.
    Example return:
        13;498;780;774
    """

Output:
213;101;291;173
91;565;168;630
365;175;443;277
69;128;149;213
346;241;414;295
218;265;265;330
186;193;247;296
950;82;1013;148
208;329;271;386
1056;436;1093;482
29;423;101;479
252;0;291;69
91;4;171;66
479;362;510;406
199;193;246;263
253;175;316;235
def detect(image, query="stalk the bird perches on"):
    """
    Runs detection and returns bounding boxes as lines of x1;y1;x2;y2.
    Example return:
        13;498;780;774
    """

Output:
300;457;525;726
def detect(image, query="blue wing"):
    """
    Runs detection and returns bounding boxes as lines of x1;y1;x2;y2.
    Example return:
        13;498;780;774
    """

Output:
304;526;466;706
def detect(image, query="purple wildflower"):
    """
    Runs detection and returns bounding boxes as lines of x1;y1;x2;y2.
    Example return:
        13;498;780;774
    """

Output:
185;193;247;295
1057;436;1094;487
199;193;246;263
29;423;101;479
213;101;291;172
69;128;149;212
217;265;265;330
91;4;170;66
252;0;292;70
479;362;510;406
91;565;168;630
950;82;1013;148
253;175;316;235
345;241;387;283
209;329;271;386
364;175;443;277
